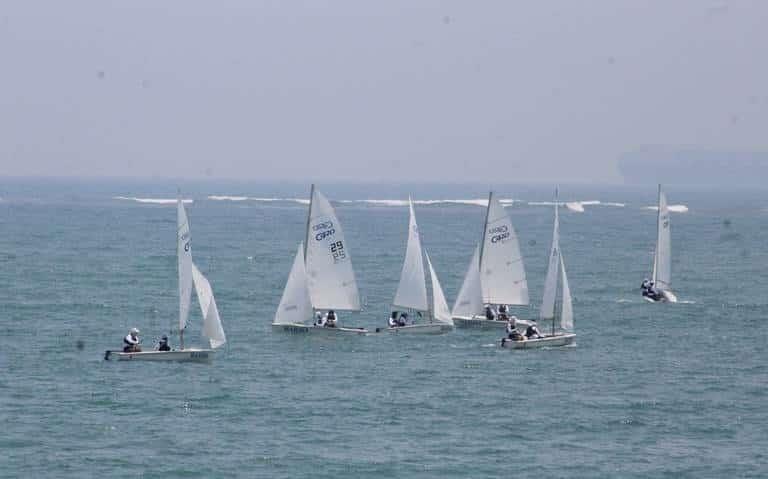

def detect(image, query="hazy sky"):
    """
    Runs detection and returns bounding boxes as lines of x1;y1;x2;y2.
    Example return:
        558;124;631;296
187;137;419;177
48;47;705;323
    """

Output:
1;1;766;182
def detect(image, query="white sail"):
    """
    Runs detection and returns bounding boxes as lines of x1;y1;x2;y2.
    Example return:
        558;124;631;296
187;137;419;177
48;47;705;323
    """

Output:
191;262;226;349
479;192;529;305
304;188;361;311
177;199;193;333
559;255;573;331
425;252;452;324
451;245;483;317
652;185;672;291
274;243;313;325
540;202;560;321
392;198;428;311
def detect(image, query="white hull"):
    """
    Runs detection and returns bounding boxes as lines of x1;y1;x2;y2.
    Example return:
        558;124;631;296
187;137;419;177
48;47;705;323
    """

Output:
374;323;453;335
500;333;576;349
104;349;215;362
272;323;368;335
643;290;678;303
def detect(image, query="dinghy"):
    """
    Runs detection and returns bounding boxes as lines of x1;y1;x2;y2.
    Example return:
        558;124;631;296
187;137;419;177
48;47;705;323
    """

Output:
377;199;453;334
105;198;226;362
273;185;368;334
643;185;678;303
452;192;529;328
502;194;575;349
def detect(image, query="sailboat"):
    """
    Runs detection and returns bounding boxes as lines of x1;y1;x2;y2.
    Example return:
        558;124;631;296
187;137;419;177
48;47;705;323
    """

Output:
451;191;529;328
272;185;368;334
643;184;678;303
378;198;453;334
502;192;575;348
105;198;227;361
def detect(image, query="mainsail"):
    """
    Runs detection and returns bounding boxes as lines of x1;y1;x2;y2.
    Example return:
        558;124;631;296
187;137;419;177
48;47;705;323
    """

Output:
392;198;428;311
191;263;226;349
451;245;483;317
479;192;529;305
177;199;193;333
274;243;313;325
653;185;672;291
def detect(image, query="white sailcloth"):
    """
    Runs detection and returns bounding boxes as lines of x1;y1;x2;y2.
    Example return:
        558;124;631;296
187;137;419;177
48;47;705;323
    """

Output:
191;263;226;349
653;185;672;291
451;245;483;317
480;193;529;305
560;255;573;331
274;243;313;325
540;203;560;321
425;252;452;324
304;189;361;311
392;199;428;311
177;199;193;332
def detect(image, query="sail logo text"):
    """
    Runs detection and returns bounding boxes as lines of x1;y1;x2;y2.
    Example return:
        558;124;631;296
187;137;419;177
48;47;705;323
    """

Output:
489;225;509;243
313;221;333;231
315;229;336;241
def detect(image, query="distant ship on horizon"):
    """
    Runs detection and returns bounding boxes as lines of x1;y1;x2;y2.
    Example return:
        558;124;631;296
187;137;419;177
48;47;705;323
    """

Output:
618;147;768;186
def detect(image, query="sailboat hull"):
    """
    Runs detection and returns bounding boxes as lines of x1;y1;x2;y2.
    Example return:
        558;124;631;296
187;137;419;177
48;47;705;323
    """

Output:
643;290;678;303
500;333;575;349
104;349;215;362
375;323;453;335
272;323;368;335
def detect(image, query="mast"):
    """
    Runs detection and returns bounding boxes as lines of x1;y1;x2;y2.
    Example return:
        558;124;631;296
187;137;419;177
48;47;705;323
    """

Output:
177;189;185;350
478;191;492;275
303;184;315;315
552;188;559;337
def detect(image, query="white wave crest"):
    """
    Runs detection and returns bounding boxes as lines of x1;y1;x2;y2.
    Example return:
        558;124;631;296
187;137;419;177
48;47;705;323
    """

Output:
208;195;250;201
644;205;689;213
114;196;193;205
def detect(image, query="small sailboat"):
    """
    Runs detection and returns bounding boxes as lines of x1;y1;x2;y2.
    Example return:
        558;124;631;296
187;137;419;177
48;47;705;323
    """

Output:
642;185;678;303
105;198;226;361
378;198;453;334
451;191;529;328
502;193;575;348
272;185;367;334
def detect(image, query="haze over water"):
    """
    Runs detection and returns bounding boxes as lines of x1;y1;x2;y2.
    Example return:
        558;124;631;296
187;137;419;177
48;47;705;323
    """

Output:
1;179;766;478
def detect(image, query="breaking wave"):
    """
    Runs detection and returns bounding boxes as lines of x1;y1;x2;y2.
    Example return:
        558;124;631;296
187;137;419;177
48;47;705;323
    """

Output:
114;196;193;205
643;205;689;213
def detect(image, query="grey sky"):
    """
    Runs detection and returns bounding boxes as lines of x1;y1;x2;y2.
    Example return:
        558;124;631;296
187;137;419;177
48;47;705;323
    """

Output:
1;1;766;182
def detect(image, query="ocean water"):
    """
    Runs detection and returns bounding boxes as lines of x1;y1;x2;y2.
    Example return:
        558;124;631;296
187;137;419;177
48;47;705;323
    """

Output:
1;179;766;478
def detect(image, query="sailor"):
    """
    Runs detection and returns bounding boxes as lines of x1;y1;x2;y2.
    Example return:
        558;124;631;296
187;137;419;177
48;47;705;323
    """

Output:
485;305;497;321
325;310;337;328
641;278;651;292
397;312;408;326
497;304;509;321
505;317;524;341
388;311;399;328
123;327;141;352
525;320;544;339
646;281;661;300
157;335;171;351
314;311;325;326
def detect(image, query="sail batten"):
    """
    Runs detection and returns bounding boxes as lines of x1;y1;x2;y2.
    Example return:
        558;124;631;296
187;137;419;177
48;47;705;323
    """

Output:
393;199;428;311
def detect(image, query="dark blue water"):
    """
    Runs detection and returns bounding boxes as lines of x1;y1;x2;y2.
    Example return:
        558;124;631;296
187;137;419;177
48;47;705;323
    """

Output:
1;179;766;478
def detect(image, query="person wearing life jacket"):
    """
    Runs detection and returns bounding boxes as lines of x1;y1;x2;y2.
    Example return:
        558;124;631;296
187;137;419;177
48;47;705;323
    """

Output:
157;335;171;351
485;305;497;321
325;310;337;328
646;281;662;301
641;278;652;297
123;327;141;352
525;320;544;339
497;304;509;321
396;312;408;327
388;311;399;328
505;316;524;341
314;311;325;327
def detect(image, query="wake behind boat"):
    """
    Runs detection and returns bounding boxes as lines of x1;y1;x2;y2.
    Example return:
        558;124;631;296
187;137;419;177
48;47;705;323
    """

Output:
377;198;453;335
105;198;226;362
273;185;368;335
452;191;530;328
641;185;678;303
502;192;575;349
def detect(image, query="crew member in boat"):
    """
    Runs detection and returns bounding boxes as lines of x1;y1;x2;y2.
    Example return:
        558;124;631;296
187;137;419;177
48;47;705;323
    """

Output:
397;312;408;326
314;311;325;327
388;311;399;328
505;317;524;341
157;335;171;351
644;281;662;301
641;278;651;292
485;305;497;321
123;327;141;352
525;320;544;339
325;310;338;328
497;304;509;321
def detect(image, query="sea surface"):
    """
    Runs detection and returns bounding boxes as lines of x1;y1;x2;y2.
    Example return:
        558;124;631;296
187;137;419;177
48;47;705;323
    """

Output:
1;178;766;478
